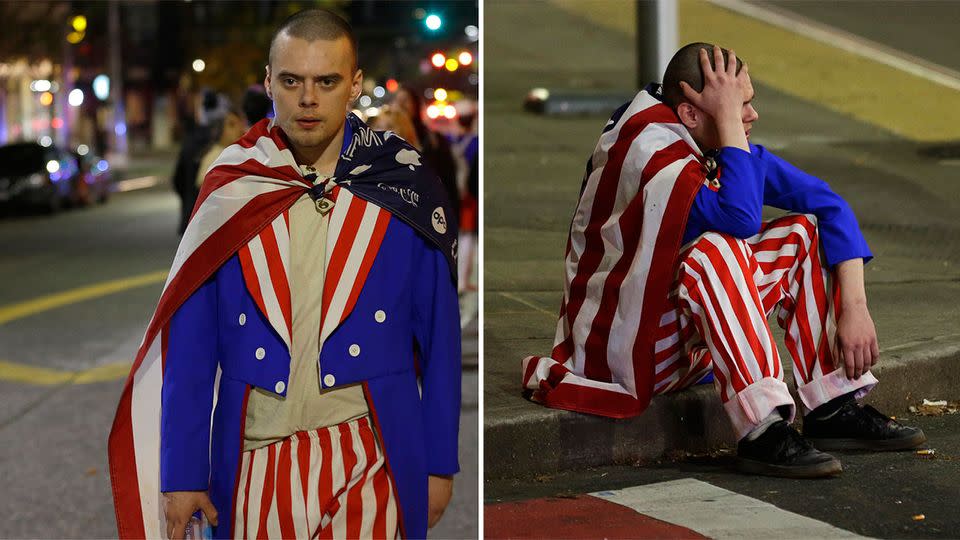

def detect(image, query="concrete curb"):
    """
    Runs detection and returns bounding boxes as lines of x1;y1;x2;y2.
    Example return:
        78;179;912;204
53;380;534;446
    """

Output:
484;336;960;480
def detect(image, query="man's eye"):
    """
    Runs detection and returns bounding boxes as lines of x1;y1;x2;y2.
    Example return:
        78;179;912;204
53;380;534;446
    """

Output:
283;78;297;86
320;79;335;87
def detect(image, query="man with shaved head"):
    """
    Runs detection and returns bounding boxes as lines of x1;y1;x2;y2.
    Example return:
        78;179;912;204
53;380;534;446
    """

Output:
523;42;925;478
111;8;461;539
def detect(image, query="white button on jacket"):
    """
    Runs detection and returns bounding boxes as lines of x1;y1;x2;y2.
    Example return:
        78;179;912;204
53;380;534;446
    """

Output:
274;381;285;394
255;347;265;360
239;313;246;326
375;310;386;323
323;374;336;387
349;344;361;357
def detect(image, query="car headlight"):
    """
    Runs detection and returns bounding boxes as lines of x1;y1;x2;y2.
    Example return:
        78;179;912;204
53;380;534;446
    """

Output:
26;173;47;187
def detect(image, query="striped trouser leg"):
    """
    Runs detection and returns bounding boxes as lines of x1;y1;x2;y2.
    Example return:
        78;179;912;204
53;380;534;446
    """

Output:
653;214;877;438
755;214;878;413
233;416;400;539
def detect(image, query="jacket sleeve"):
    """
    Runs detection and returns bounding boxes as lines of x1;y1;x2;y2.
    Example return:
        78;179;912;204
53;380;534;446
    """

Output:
684;146;767;243
754;144;873;267
412;237;462;476
160;273;220;492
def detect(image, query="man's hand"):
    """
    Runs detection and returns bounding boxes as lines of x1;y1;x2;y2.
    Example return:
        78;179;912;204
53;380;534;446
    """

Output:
427;475;454;529
163;491;218;540
835;259;879;379
679;46;750;151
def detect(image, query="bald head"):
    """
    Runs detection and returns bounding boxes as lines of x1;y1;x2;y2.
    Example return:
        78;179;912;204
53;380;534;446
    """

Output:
268;8;358;71
662;42;743;110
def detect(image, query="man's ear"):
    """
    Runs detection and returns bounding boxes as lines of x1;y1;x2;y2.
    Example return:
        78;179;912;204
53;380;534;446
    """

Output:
676;102;700;130
263;65;273;100
345;69;363;113
350;69;364;105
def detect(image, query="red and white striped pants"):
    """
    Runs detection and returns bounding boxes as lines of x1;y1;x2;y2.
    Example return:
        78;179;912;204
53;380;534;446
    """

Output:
233;416;400;539
653;214;877;438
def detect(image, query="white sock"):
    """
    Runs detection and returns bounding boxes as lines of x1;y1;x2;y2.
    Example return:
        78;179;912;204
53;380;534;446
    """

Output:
745;410;783;441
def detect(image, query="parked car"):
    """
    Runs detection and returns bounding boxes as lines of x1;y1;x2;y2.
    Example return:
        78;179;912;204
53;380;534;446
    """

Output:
0;142;81;213
71;150;112;206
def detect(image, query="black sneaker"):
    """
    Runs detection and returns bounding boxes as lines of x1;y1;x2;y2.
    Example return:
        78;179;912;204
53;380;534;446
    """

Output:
736;420;842;478
804;401;927;451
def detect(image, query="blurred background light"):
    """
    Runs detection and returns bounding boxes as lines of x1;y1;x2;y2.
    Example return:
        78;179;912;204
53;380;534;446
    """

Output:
93;74;110;101
431;53;446;68
68;88;84;107
192;59;205;72
30;80;52;93
458;51;473;66
425;14;442;31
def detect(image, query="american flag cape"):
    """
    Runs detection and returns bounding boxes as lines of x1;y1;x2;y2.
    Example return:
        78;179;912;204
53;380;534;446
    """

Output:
521;89;709;418
108;113;456;538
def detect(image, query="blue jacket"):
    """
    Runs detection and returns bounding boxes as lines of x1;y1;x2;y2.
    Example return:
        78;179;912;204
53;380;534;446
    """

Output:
158;214;461;539
684;144;872;267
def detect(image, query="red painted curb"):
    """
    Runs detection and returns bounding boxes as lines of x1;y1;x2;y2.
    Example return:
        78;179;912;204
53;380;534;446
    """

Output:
485;494;708;539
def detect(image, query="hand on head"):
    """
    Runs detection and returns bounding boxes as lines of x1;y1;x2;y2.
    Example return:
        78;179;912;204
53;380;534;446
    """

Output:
679;46;751;151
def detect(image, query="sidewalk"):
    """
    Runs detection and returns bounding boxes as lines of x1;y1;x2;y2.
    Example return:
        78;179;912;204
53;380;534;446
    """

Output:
484;0;960;481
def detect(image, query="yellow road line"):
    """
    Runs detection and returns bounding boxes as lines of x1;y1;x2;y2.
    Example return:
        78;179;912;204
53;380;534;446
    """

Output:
0;359;132;385
0;270;167;325
549;0;960;142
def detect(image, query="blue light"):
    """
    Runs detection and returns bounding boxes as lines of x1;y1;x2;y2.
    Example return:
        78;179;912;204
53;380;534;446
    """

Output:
425;14;442;31
114;123;126;136
97;159;109;172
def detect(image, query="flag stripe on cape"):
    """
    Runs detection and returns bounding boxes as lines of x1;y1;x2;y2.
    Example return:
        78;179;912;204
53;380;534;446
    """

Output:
522;90;706;418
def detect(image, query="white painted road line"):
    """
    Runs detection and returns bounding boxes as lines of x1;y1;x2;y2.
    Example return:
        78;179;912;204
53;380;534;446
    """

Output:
593;478;871;539
707;0;960;92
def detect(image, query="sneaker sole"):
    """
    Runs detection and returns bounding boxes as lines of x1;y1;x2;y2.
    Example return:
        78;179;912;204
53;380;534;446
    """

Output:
807;430;927;452
735;457;843;479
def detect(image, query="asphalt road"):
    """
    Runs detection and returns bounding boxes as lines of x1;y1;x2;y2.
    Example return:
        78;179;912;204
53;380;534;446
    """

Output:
487;413;960;539
0;158;478;538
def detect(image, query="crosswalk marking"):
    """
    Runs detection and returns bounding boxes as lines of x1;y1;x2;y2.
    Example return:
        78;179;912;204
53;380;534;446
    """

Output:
593;478;869;539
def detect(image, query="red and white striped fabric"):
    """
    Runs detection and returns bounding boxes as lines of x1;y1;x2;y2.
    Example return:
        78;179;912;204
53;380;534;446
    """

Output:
654;214;877;437
521;90;706;418
109;118;390;539
234;416;399;540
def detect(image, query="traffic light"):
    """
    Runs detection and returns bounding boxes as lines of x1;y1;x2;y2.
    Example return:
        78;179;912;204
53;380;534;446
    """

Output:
424;14;442;31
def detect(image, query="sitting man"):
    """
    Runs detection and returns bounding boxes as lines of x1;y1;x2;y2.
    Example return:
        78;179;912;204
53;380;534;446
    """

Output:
522;42;925;478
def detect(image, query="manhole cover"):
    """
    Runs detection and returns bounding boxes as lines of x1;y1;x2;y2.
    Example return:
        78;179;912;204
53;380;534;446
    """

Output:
917;142;960;159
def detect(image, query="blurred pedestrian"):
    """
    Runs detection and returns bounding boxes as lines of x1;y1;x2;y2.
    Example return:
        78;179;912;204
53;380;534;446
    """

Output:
367;104;421;148
110;8;461;540
523;43;926;479
195;103;247;190
394;85;459;215
451;110;478;292
241;84;273;126
171;90;225;235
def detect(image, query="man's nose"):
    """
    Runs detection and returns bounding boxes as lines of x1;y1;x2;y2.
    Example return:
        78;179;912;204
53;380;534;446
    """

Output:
744;104;759;123
300;82;319;108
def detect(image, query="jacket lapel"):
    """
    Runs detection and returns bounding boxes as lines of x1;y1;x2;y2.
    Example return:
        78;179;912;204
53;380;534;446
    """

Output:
237;211;293;350
319;186;392;347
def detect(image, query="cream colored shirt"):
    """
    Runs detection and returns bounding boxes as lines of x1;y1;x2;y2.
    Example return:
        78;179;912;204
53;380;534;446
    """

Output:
242;182;368;452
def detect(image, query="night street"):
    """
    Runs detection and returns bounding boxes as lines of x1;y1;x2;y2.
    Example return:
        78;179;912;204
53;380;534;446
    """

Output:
0;156;478;538
484;0;960;538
